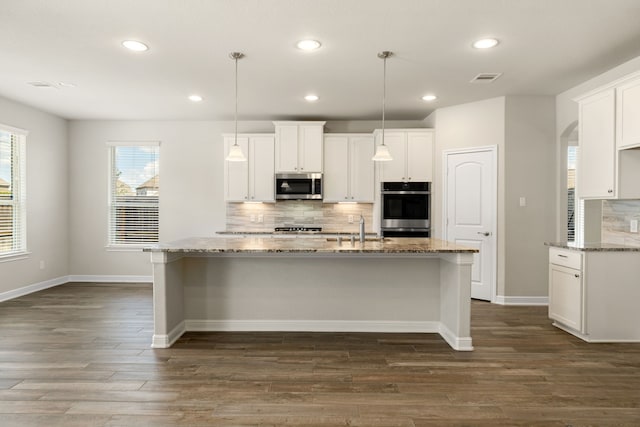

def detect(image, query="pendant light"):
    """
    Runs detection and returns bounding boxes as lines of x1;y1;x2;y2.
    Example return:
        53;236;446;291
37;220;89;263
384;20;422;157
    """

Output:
372;51;393;162
226;52;247;162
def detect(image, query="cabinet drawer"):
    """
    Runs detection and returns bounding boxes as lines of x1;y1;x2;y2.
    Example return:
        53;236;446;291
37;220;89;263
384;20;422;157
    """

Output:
549;248;582;269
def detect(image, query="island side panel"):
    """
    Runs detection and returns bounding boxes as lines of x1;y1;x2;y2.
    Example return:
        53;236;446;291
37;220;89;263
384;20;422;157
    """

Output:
181;255;442;332
438;253;474;351
150;252;186;348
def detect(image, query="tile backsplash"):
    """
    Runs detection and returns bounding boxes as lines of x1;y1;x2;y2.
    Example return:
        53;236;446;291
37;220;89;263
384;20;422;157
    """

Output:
226;201;374;233
602;200;640;247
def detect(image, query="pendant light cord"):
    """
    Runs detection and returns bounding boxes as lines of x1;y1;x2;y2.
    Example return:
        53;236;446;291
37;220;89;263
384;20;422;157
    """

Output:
382;53;386;147
234;54;238;148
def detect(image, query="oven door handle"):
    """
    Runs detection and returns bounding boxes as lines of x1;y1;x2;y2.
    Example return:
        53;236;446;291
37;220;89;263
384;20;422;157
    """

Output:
381;191;430;195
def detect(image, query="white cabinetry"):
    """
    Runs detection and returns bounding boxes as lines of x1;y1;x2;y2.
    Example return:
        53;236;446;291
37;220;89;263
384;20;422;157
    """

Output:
575;73;640;199
577;89;616;198
273;121;325;173
548;246;640;342
548;248;583;332
616;76;640;149
374;129;433;182
323;134;374;202
224;134;275;202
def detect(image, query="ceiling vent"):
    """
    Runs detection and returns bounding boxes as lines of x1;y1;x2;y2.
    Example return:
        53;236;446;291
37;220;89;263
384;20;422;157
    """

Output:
27;81;57;88
470;73;503;83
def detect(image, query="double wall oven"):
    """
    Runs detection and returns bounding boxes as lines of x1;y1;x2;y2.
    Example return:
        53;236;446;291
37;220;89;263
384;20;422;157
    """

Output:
381;181;431;237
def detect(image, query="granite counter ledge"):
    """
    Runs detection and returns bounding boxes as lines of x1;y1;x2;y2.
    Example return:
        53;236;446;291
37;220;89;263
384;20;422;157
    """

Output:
545;241;640;252
146;236;477;255
146;237;477;352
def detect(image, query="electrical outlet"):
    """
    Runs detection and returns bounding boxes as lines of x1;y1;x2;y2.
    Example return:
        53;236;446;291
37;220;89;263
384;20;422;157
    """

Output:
348;215;354;223
258;214;264;223
519;197;526;207
631;219;638;233
250;215;256;222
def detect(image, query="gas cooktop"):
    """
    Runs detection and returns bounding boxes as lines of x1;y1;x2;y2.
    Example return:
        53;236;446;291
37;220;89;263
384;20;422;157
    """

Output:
274;227;322;232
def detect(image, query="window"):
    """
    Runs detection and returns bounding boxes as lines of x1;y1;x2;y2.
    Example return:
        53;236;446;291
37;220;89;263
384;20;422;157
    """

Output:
567;146;577;242
0;125;27;256
108;142;160;246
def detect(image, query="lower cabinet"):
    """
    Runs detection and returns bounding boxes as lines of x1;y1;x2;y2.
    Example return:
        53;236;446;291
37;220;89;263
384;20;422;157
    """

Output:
549;260;583;333
548;246;640;342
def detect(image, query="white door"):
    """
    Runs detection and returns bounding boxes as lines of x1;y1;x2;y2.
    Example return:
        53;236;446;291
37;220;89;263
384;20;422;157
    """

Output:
445;148;496;301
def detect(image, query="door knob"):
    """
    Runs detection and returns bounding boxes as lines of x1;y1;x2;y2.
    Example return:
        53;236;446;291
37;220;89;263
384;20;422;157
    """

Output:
477;231;491;236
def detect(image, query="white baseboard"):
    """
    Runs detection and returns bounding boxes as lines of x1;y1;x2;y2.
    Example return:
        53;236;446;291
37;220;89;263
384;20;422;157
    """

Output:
439;323;474;351
0;275;69;302
0;275;153;302
152;321;186;348
67;275;152;283
494;295;549;306
184;319;441;333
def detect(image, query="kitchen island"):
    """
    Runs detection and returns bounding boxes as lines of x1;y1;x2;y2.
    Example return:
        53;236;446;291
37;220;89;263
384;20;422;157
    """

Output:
146;237;478;351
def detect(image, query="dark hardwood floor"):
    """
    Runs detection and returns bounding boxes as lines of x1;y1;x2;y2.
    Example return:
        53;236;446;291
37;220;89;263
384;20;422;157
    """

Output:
0;282;639;426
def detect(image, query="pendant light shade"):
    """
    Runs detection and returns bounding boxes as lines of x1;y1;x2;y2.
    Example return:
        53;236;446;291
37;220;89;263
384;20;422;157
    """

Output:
226;52;247;162
373;51;393;162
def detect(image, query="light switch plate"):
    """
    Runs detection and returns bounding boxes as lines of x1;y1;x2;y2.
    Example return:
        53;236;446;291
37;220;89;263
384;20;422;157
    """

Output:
631;219;638;233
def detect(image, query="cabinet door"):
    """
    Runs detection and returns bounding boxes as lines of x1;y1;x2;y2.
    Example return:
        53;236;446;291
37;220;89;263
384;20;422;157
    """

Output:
549;263;583;332
275;125;299;172
378;132;406;181
616;77;640;149
299;125;323;172
224;137;249;201
249;136;275;202
578;89;616;198
349;136;375;202
323;136;350;202
406;131;434;182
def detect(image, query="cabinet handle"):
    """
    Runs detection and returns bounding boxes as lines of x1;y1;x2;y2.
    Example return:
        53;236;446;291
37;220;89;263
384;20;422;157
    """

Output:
574;274;580;278
557;254;568;258
351;196;354;199
477;231;491;237
608;189;613;194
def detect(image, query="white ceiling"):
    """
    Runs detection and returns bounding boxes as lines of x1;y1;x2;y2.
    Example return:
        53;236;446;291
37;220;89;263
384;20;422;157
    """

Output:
2;0;640;121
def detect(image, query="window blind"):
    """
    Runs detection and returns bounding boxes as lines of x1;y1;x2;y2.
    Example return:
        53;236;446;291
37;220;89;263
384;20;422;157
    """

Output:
108;142;160;246
0;128;27;256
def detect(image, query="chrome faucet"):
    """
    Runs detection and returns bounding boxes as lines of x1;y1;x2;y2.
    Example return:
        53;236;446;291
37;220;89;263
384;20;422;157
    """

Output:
359;215;365;243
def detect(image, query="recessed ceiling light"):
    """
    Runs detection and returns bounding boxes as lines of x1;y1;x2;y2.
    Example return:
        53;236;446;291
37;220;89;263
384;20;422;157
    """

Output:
57;82;76;88
304;94;319;102
122;40;149;52
296;39;321;51
421;94;437;102
473;38;499;49
188;95;203;102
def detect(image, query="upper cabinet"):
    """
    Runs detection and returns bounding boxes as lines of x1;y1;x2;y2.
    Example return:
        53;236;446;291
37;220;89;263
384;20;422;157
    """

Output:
223;134;275;202
577;89;616;199
575;72;640;200
273;121;325;173
374;129;434;182
323;134;375;203
616;77;640;149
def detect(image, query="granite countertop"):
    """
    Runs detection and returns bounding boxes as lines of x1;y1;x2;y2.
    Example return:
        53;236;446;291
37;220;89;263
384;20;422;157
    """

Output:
545;241;640;252
216;231;379;236
145;237;478;254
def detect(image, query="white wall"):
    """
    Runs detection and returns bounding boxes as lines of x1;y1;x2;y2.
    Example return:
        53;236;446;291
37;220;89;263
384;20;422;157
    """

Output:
0;95;68;296
68;119;425;277
504;96;556;297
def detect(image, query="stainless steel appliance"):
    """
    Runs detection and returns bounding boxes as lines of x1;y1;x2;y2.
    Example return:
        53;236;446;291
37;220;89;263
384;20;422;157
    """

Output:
275;173;322;200
381;181;430;237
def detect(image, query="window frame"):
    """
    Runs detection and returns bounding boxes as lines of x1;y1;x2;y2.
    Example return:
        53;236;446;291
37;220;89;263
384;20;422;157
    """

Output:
0;123;28;259
106;141;160;249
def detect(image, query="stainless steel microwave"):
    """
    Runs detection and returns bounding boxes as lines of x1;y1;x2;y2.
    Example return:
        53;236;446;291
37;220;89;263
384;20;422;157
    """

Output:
275;173;322;200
